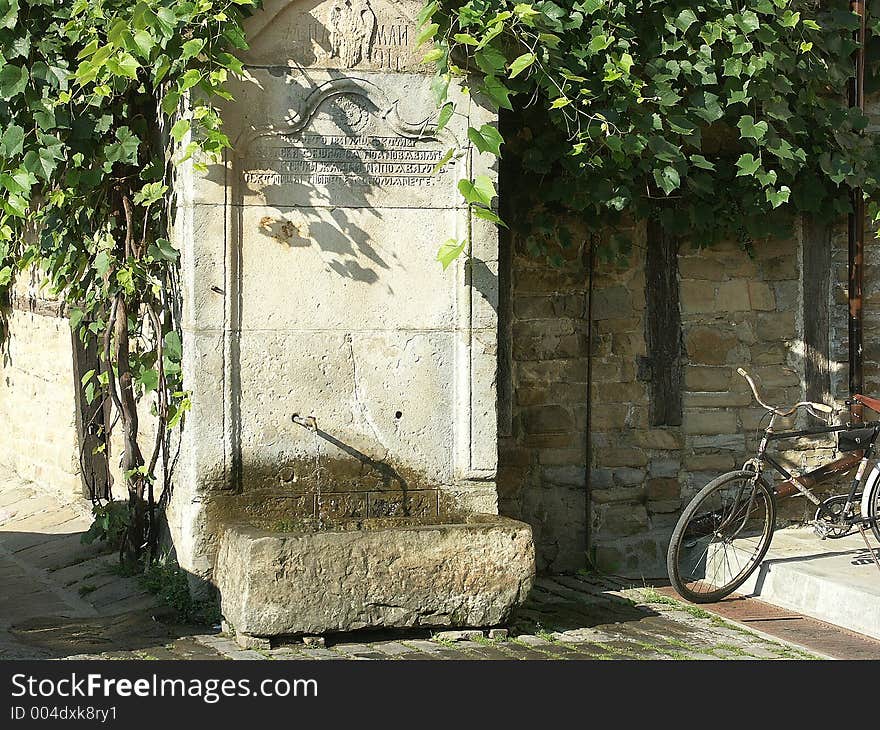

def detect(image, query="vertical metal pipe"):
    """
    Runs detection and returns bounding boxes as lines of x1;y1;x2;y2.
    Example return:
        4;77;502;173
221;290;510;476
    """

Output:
584;234;595;565
849;0;867;423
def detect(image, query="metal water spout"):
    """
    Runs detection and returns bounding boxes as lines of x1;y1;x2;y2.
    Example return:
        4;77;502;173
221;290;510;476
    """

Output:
291;414;322;528
291;414;317;431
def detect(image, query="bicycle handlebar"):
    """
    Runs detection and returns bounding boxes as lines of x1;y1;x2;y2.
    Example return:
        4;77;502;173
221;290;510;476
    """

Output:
736;368;833;420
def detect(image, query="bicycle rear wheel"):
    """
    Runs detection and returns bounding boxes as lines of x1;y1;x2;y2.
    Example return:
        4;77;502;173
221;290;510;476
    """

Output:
667;470;775;603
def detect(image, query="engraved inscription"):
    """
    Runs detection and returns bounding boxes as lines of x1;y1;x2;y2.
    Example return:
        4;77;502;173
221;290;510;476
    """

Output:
244;133;447;189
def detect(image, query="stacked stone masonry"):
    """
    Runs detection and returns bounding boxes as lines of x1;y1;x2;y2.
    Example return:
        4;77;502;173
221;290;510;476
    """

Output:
0;288;81;504
499;218;873;577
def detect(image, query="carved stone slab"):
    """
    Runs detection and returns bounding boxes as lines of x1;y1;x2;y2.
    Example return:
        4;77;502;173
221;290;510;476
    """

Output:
241;0;426;71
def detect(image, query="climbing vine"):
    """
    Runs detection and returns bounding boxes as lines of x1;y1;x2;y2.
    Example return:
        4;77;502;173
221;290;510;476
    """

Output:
0;0;254;564
422;0;880;265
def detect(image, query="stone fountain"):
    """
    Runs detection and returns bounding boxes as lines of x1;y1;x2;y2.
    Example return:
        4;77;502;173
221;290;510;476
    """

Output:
165;0;536;642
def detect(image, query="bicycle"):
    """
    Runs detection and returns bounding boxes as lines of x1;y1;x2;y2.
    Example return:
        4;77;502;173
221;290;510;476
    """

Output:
666;368;880;603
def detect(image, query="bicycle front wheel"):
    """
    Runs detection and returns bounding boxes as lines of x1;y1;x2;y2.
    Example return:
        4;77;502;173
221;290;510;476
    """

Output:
867;470;880;544
667;470;775;603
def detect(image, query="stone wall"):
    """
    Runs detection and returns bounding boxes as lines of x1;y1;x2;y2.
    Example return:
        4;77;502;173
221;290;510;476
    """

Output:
496;230;591;573
0;274;153;507
0;283;81;504
500;217;865;577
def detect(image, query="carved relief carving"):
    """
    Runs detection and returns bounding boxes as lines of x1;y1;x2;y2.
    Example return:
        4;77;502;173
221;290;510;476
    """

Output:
328;0;377;67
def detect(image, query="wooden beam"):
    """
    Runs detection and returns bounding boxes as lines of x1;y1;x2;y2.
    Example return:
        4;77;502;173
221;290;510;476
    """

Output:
644;219;682;427
70;326;112;500
802;214;831;409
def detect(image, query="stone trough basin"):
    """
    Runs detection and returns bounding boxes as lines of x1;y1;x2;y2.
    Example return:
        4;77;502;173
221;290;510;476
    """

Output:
215;514;535;639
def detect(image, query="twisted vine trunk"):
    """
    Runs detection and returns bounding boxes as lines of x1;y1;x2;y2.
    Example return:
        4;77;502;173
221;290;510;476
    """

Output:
113;295;148;563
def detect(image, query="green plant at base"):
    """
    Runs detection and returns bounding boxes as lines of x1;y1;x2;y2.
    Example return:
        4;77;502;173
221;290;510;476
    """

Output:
81;500;130;550
139;556;221;625
419;0;880;265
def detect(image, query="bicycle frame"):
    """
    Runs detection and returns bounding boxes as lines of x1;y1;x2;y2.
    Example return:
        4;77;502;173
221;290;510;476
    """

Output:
752;416;880;528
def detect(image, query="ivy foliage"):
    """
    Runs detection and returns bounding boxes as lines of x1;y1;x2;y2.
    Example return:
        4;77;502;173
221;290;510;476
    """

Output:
421;0;879;261
0;0;254;562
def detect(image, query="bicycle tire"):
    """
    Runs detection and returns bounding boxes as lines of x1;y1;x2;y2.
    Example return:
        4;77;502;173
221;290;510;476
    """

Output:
868;472;880;544
667;470;775;604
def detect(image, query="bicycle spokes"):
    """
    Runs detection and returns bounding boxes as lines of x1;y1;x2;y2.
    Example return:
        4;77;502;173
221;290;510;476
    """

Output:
670;475;774;602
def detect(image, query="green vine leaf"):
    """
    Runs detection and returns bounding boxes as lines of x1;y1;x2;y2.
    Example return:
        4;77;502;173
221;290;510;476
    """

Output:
1;125;24;158
458;175;496;206
473;206;507;227
481;75;513;110
467;124;503;157
0;63;28;98
735;153;762;177
436;238;466;269
171;119;191;143
106;52;140;79
508;52;536;79
436;102;454;133
653;165;681;195
737;115;769;142
432;147;455;174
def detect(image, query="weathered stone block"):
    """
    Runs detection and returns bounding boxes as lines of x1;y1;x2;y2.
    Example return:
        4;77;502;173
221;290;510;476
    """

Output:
649;458;680;477
771;280;797;312
750;342;789;365
541;465;585;487
647;499;681;514
689;433;746;450
760;255;797;280
757;311;796;341
522;432;580;449
747;281;776;311
683;390;753;408
216;517;535;636
596;316;640;334
680;280;716;314
633;429;683;450
678;257;726;280
521;405;573;434
591;485;646;504
513;333;586;361
514;295;555;319
683;411;737;435
613;467;646;486
646;477;681;501
612;331;646;357
538;448;586;466
750;366;799;388
595;503;649;537
685;365;732;392
591;286;633;320
593;447;649;468
685;326;740;365
715;281;751;311
684;453;736;471
591;381;646;404
518;359;589;384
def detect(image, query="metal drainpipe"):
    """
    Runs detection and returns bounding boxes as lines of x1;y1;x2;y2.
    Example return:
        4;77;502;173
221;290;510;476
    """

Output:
585;234;596;566
849;0;867;424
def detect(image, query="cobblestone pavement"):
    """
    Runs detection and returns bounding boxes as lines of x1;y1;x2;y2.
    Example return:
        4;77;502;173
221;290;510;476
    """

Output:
0;467;828;660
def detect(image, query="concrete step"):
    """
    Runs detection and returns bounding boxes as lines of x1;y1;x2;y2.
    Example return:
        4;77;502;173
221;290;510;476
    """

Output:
732;527;880;641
